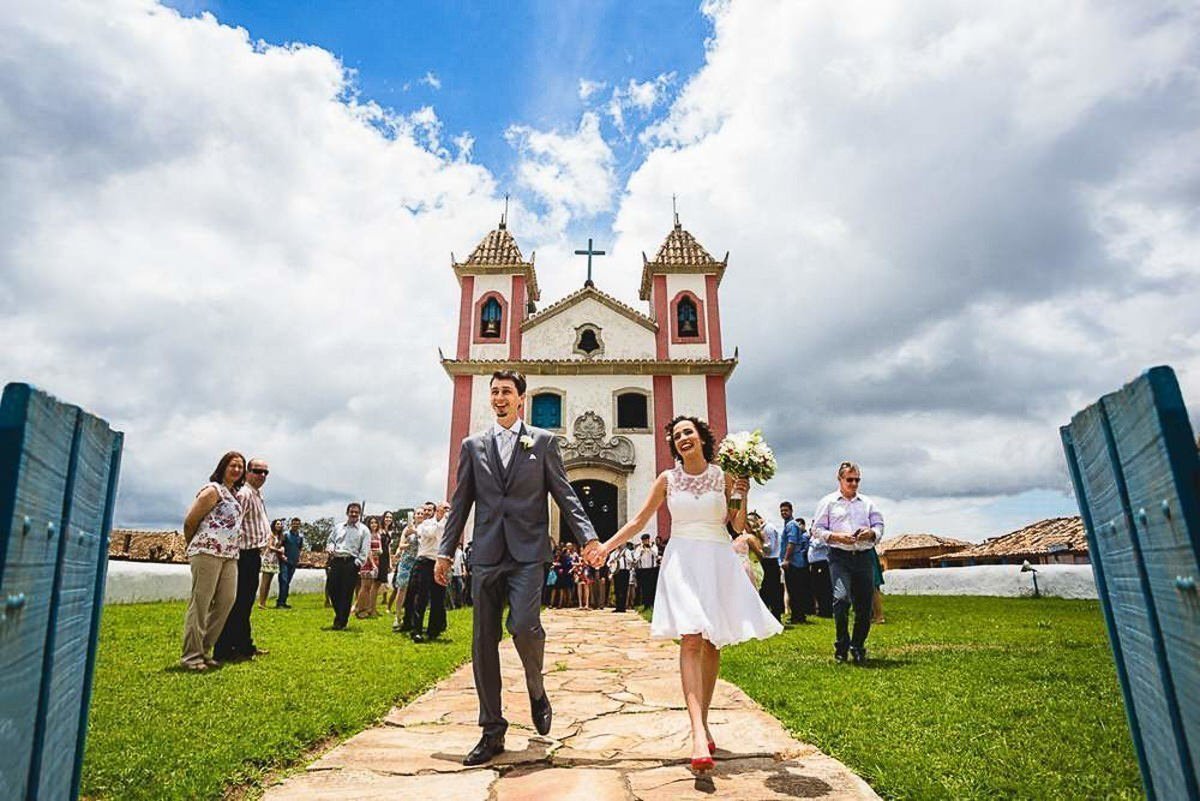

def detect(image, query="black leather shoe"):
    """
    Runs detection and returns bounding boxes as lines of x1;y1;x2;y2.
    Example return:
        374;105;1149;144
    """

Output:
411;632;425;643
463;733;505;766
531;693;553;736
835;647;849;663
850;646;867;665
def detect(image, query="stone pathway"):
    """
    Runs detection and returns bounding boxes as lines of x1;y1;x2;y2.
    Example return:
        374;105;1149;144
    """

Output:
262;609;880;800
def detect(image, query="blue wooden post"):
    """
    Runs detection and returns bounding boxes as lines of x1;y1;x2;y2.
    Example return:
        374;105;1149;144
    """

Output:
0;384;123;800
1061;366;1200;800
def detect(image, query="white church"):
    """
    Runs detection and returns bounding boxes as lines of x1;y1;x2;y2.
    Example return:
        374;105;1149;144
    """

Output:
441;213;737;543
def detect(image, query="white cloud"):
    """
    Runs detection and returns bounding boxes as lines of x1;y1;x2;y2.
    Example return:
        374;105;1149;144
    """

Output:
614;0;1200;534
578;78;607;101
419;70;442;90
0;0;546;525
505;112;616;229
604;72;676;135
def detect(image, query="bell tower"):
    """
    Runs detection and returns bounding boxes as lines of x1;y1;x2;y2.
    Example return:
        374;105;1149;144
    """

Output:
446;216;541;495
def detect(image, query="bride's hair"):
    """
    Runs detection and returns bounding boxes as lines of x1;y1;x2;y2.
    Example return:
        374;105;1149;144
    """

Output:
666;415;716;462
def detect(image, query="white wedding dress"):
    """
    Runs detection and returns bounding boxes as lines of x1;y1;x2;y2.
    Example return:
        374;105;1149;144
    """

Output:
651;464;784;648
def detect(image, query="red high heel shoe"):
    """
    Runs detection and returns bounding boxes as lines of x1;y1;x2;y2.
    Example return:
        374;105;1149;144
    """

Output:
690;757;715;774
707;738;716;755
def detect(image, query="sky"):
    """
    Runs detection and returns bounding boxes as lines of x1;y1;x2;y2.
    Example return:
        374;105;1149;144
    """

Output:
3;0;1199;539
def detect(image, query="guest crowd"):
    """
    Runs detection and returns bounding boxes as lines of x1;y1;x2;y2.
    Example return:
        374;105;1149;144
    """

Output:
180;452;886;670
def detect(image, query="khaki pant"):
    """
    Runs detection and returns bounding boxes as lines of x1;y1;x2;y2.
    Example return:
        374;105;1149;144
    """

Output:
181;553;238;666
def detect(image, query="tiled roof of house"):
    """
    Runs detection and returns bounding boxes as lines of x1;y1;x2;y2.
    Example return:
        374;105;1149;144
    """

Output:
940;517;1087;562
464;224;527;266
522;285;657;332
649;222;720;266
877;533;971;553
639;220;727;299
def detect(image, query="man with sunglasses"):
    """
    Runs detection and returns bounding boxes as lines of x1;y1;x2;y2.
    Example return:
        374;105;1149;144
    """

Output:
215;458;272;661
811;462;884;664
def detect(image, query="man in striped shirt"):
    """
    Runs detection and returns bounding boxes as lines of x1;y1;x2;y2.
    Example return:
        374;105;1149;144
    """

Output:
215;457;272;661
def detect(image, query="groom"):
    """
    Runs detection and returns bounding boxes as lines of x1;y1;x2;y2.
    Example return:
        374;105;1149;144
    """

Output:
436;369;602;766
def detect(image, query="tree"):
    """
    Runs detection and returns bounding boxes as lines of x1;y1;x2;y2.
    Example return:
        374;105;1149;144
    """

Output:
299;516;333;552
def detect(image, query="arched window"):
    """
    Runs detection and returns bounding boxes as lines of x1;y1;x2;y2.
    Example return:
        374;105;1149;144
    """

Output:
676;296;699;338
531;392;563;430
615;391;649;431
480;297;503;339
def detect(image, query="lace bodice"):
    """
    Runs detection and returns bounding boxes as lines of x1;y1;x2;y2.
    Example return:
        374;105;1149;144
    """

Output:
666;464;729;542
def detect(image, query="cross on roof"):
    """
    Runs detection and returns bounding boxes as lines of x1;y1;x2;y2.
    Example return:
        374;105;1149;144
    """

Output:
574;237;606;287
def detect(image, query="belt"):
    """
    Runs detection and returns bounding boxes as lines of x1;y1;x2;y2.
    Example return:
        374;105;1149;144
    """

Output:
330;554;355;562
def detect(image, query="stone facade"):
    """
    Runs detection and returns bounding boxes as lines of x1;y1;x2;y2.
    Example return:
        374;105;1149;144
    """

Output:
442;216;736;541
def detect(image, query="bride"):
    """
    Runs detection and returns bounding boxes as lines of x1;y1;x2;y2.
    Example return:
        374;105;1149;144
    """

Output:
599;415;782;773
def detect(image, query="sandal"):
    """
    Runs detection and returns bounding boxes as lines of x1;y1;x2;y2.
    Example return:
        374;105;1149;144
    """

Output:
183;661;208;672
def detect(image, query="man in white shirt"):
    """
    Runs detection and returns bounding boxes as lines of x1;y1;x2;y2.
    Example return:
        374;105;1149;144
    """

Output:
607;543;633;613
326;502;371;630
811;462;884;664
409;501;451;641
633;533;659;610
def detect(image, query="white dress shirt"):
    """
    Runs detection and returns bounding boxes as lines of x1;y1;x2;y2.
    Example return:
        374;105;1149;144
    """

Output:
811;491;884;552
327;520;371;566
416;517;443;560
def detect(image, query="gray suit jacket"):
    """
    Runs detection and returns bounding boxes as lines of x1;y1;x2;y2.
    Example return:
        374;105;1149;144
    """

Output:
439;422;597;566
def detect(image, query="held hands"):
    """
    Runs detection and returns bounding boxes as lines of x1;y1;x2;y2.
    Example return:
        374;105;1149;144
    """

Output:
434;556;452;586
582;539;606;568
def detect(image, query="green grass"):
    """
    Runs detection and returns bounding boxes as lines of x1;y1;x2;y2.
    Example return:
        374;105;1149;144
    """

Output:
81;593;473;800
716;595;1143;800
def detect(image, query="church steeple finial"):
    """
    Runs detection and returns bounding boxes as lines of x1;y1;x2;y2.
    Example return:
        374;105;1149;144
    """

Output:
672;194;680;229
500;193;509;230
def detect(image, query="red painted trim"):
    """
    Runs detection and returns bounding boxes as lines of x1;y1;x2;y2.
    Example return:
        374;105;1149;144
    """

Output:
668;290;707;345
653;374;674;540
653;275;669;359
704;274;723;359
455;275;475;360
705;375;728;444
509;275;525;359
473;291;509;345
446;375;473;497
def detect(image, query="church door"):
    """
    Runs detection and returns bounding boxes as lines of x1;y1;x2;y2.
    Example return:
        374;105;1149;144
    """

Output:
564;480;619;543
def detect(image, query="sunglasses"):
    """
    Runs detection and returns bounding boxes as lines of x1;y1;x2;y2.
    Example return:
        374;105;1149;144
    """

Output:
843;477;860;483
249;468;270;476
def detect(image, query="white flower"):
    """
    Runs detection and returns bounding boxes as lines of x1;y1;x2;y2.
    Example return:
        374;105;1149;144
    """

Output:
520;434;535;451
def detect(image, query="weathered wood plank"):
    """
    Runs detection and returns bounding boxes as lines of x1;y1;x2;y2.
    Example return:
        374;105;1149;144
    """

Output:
33;413;119;801
1066;397;1190;800
1101;367;1200;787
0;385;77;801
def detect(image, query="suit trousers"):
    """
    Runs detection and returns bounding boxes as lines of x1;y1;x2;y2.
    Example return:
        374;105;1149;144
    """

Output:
829;549;874;651
214;547;260;658
181;553;238;666
759;559;784;620
471;558;546;737
636;567;658;609
783;563;811;622
809;560;833;617
612;569;630;612
410;557;447;638
327;556;359;627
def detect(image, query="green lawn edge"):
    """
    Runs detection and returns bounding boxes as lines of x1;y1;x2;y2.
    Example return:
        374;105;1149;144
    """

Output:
82;593;474;800
649;595;1142;800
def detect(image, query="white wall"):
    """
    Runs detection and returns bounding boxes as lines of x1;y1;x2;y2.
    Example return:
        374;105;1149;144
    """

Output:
104;561;328;604
522;296;656;360
671;374;709;418
881;564;1098;599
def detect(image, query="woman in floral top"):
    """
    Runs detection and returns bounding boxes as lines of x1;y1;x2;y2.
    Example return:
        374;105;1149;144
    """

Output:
180;451;246;671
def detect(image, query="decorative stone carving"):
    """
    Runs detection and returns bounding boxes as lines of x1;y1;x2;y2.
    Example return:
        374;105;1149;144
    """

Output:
557;412;636;473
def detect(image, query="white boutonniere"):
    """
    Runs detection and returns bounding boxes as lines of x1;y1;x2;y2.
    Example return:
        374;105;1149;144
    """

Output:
519;434;535;451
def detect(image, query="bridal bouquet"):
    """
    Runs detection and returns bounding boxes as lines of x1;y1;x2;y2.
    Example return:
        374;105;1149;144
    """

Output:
716;429;777;510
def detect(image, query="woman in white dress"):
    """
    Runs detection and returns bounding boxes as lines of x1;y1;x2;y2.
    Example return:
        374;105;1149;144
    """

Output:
599;416;782;772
